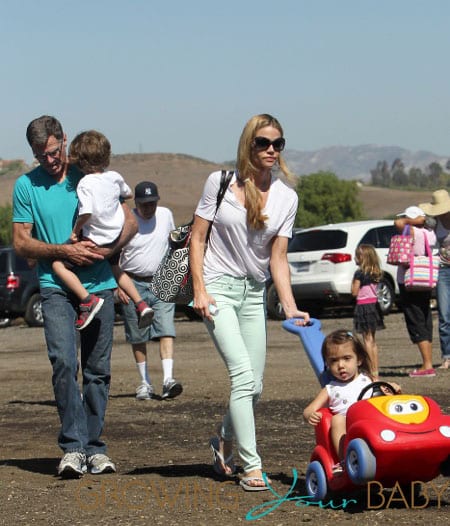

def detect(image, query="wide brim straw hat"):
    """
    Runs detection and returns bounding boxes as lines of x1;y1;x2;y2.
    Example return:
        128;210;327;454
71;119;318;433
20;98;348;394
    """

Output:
419;189;450;216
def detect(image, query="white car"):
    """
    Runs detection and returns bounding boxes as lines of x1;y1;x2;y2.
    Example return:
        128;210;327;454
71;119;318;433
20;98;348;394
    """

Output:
266;220;399;319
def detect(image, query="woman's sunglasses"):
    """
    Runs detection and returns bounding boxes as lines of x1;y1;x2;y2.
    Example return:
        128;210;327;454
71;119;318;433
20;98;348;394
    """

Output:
252;136;285;152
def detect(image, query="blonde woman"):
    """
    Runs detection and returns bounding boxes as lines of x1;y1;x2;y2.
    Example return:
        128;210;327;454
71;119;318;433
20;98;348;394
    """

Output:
190;114;309;491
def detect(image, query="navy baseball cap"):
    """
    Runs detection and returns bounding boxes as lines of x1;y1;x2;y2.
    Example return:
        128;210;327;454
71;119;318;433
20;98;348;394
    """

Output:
134;181;160;203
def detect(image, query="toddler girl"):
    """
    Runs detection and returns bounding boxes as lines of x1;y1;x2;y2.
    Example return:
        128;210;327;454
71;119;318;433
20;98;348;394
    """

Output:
351;244;385;378
303;330;374;473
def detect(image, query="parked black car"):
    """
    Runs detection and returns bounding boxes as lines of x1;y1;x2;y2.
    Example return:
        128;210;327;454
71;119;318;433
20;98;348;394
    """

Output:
0;246;200;327
0;246;43;327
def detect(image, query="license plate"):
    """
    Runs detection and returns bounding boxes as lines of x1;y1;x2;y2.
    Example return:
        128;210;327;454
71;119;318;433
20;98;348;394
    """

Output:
291;262;310;272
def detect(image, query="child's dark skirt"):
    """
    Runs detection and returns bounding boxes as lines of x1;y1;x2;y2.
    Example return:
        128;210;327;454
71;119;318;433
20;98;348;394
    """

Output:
354;302;385;333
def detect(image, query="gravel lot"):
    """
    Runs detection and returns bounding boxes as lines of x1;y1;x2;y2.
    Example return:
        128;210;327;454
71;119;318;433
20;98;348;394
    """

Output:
0;311;449;525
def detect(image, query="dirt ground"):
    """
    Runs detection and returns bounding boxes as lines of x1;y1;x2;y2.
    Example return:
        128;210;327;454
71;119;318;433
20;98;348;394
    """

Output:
1;310;449;526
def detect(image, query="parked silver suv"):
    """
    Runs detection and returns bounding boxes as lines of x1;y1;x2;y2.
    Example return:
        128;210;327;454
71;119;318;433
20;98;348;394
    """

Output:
266;220;399;319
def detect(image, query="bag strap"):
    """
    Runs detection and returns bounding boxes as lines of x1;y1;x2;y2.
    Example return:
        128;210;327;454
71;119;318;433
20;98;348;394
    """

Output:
216;170;233;211
206;170;234;242
423;229;432;259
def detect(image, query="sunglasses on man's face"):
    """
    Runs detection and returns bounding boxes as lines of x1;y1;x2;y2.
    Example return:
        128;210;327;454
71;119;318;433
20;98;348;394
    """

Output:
252;136;285;152
34;141;64;163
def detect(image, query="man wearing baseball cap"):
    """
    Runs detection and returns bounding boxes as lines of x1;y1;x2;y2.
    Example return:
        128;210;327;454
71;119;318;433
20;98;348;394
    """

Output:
118;181;183;400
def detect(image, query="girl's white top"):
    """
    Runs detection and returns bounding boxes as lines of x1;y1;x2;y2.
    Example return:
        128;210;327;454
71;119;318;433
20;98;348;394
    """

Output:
326;373;372;416
195;171;298;284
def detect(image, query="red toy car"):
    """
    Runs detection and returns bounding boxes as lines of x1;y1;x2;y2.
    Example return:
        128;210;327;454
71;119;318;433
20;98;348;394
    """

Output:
305;381;450;500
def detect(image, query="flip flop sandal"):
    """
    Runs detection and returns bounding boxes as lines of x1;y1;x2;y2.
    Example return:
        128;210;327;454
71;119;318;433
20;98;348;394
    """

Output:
239;476;270;492
209;436;236;477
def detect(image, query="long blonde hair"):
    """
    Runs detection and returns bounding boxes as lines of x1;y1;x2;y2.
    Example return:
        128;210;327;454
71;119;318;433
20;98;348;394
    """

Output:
355;244;383;282
236;113;294;230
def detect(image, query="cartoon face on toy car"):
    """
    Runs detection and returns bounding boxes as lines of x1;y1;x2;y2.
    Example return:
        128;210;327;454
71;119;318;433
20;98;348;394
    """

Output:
367;395;430;425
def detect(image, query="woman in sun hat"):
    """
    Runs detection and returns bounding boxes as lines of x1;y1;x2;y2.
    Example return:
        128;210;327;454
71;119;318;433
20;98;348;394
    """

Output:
394;206;437;377
419;189;450;370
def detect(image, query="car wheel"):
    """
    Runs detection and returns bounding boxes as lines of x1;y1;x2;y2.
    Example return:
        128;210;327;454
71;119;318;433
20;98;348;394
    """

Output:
266;283;285;320
177;305;201;321
377;278;394;315
24;293;44;327
0;318;11;329
345;438;376;485
305;461;328;501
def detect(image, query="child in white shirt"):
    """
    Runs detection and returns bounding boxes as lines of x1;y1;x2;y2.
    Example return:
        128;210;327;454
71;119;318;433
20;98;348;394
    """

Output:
52;130;153;330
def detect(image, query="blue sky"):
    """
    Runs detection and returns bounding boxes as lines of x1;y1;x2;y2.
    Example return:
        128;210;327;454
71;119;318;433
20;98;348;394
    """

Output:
2;0;450;164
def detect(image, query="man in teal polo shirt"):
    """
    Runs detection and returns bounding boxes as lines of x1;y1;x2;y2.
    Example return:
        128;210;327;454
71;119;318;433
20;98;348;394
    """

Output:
12;115;137;477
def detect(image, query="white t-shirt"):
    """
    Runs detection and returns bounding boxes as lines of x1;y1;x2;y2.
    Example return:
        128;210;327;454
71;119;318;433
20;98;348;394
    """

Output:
195;171;298;284
77;170;132;245
326;373;371;416
119;207;175;276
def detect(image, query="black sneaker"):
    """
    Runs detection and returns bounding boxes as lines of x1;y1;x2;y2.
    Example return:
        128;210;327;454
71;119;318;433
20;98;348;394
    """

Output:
162;378;183;399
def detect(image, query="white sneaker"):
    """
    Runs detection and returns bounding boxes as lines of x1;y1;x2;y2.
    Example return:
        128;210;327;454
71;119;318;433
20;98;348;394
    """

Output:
135;382;154;400
57;452;87;477
87;453;116;474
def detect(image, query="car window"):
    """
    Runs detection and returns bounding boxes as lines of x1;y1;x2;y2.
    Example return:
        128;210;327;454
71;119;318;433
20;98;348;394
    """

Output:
0;252;9;274
288;230;347;252
14;255;32;272
376;226;397;248
359;226;396;248
359;228;378;246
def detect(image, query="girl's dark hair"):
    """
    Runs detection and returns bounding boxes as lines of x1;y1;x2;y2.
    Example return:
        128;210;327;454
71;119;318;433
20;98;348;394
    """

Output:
321;329;372;375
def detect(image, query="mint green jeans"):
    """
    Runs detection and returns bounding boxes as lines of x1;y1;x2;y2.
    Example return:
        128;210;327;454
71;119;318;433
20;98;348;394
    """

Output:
205;275;267;473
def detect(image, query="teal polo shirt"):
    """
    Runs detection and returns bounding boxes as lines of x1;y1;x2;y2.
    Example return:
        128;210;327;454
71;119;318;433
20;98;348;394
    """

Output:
12;165;116;292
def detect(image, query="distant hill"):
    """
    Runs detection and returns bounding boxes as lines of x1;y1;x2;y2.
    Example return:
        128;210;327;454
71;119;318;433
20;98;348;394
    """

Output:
284;144;450;182
0;153;230;225
0;150;442;224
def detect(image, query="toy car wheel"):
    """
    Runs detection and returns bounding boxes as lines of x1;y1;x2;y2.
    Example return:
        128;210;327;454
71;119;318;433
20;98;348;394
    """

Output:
345;438;376;485
305;461;328;501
